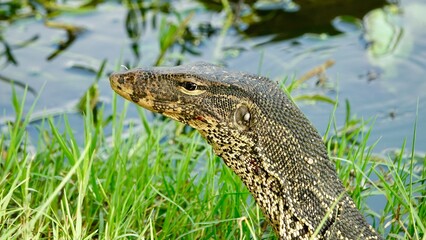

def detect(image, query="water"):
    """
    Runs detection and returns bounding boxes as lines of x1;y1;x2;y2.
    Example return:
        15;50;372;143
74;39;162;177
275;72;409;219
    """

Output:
1;0;425;154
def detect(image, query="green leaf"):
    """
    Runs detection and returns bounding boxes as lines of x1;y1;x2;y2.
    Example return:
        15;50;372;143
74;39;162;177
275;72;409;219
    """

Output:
293;94;336;105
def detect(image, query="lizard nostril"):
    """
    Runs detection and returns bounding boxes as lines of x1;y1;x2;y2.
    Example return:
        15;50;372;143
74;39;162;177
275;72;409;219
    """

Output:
109;72;127;85
109;72;119;83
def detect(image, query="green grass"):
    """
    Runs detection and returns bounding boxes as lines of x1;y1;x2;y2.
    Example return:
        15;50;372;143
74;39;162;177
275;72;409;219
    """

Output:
0;86;425;240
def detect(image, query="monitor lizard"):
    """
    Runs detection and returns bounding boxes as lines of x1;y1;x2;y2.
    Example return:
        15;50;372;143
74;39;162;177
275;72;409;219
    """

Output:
109;62;382;239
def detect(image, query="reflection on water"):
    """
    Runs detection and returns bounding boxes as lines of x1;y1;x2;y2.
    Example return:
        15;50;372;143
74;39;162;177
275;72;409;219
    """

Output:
0;0;425;153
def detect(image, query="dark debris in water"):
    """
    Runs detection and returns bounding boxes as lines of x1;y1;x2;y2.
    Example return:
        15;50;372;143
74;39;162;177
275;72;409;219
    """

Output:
0;73;37;96
45;20;86;60
198;0;389;42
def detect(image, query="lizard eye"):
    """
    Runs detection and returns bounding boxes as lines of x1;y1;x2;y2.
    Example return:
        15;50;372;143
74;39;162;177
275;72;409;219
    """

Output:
181;81;198;91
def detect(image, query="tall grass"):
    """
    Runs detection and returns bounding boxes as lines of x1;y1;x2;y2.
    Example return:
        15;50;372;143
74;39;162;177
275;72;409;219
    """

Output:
0;87;424;239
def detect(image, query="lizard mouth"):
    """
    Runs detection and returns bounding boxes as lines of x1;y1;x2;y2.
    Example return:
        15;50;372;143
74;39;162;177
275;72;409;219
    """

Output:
110;72;185;117
109;72;155;112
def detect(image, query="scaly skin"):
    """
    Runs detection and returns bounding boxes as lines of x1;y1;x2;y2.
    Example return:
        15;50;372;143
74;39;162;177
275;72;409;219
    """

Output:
109;62;382;239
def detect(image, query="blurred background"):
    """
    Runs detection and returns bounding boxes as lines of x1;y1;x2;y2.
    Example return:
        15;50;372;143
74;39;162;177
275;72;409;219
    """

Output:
1;0;425;153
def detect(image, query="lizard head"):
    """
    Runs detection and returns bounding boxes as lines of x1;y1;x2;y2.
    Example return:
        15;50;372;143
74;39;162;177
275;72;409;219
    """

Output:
109;62;269;147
